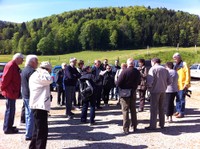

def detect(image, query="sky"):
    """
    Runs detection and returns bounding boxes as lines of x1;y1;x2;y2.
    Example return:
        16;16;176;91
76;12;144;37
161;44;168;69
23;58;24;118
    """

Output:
0;0;200;23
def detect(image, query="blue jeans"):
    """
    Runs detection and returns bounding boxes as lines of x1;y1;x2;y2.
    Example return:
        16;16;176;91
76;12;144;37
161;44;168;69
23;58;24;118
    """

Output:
65;86;76;116
24;98;34;139
3;99;16;132
81;98;96;123
176;90;186;115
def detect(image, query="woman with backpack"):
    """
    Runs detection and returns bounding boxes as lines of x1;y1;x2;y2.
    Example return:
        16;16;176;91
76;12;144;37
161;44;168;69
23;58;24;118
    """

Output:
79;66;99;126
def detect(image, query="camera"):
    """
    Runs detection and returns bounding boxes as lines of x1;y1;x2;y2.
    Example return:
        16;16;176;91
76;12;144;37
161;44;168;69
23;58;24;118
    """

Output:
185;89;192;97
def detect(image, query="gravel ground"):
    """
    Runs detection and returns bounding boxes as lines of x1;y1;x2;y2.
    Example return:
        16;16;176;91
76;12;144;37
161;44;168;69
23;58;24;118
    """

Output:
0;80;200;149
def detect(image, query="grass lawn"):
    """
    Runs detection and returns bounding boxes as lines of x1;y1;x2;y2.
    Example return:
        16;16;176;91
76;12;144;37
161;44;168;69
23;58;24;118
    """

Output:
0;47;200;67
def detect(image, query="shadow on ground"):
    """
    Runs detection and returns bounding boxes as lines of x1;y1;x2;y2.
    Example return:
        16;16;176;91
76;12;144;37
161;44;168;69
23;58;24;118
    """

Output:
161;107;200;136
48;99;200;141
66;142;148;149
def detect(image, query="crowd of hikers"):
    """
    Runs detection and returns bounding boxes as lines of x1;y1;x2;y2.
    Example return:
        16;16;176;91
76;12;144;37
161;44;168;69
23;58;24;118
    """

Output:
1;52;191;149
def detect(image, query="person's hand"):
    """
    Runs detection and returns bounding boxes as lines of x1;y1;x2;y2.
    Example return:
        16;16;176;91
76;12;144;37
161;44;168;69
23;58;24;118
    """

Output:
183;84;189;90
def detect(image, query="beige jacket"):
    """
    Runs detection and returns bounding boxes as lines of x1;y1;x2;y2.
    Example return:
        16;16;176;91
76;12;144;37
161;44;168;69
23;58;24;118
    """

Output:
29;68;53;111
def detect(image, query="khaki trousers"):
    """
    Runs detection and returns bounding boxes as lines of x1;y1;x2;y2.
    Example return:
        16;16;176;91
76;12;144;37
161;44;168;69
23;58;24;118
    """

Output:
120;91;137;132
149;92;166;129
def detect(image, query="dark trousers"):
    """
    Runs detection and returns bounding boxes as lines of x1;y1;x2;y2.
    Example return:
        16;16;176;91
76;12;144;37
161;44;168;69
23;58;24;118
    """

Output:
166;92;177;116
3;99;16;132
95;85;102;108
81;98;96;123
120;91;137;132
20;101;26;123
138;89;146;110
57;85;65;105
102;87;111;104
65;86;75;116
29;109;48;149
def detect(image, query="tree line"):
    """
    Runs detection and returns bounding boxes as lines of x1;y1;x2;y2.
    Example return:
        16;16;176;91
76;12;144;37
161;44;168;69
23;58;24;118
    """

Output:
0;6;200;55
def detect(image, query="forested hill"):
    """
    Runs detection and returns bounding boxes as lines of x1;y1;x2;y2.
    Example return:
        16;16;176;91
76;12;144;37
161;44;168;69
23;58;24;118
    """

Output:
0;6;200;55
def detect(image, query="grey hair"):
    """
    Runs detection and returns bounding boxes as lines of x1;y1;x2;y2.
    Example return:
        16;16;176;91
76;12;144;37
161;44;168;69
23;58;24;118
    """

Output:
127;58;134;67
12;53;24;60
25;55;38;67
173;52;181;59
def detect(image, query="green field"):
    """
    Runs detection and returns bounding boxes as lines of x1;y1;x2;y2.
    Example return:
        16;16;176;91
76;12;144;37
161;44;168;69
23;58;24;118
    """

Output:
0;47;200;67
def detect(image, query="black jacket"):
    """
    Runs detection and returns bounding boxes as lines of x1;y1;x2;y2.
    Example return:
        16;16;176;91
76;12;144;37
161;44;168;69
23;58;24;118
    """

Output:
102;71;114;89
56;69;65;86
64;65;81;86
91;66;103;86
116;66;140;91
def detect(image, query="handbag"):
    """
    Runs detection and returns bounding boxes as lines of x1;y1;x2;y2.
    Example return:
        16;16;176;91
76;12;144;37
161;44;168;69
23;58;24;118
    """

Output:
119;88;132;98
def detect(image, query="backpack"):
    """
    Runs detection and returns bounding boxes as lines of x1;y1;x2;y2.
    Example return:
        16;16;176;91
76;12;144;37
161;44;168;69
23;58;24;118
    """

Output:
78;79;93;100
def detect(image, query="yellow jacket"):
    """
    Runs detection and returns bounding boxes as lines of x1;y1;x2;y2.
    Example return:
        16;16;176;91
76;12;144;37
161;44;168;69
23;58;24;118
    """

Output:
175;61;191;90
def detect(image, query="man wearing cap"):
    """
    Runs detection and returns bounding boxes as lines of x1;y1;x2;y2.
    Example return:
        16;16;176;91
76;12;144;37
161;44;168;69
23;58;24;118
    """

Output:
1;53;24;134
64;57;81;119
29;61;53;149
173;53;190;118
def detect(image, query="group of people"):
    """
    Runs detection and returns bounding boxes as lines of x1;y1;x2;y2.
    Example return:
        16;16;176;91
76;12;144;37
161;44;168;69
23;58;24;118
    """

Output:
0;52;190;148
1;53;52;149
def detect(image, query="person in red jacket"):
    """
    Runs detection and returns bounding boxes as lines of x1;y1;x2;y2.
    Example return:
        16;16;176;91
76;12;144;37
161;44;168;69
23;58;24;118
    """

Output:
1;53;24;134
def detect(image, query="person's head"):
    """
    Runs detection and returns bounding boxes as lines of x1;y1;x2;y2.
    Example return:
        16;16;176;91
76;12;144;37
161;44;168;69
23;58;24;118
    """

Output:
115;60;119;66
94;60;101;68
106;64;112;72
165;62;174;70
13;53;24;65
40;61;52;73
103;59;108;65
83;66;91;73
78;60;84;68
121;63;127;70
151;58;161;66
25;55;38;69
173;53;182;64
138;59;145;67
127;58;134;67
69;57;77;67
61;63;67;69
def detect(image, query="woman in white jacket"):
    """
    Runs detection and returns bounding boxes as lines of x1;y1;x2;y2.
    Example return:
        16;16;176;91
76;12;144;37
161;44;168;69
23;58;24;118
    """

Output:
29;61;53;149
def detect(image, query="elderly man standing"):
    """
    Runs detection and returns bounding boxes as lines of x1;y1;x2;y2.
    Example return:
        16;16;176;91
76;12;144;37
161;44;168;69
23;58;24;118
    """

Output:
1;53;24;134
91;60;104;109
146;58;171;130
116;58;140;135
29;61;53;149
64;58;81;119
21;55;38;141
173;53;191;118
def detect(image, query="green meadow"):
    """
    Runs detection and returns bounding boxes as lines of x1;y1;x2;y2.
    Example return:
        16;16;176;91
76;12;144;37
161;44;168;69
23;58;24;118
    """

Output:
0;47;200;67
